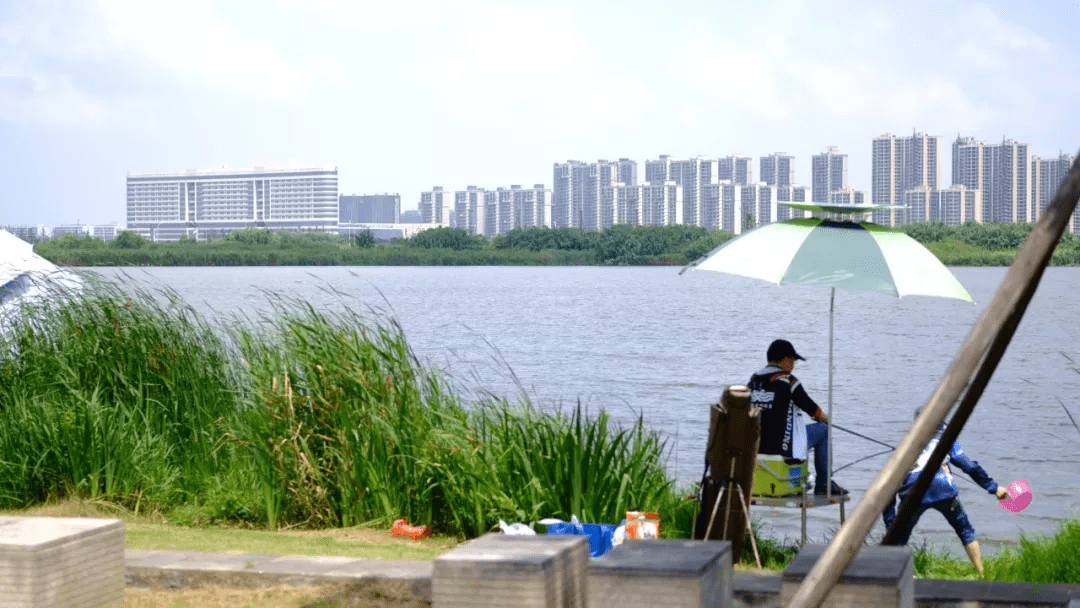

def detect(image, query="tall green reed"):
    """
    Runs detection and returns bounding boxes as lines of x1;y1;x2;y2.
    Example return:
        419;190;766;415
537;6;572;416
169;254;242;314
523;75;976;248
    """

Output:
471;400;675;525
2;277;688;538
0;275;238;506
229;300;490;532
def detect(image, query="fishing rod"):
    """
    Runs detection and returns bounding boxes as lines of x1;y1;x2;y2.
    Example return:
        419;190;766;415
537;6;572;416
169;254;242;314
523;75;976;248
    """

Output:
829;421;982;487
832;449;893;474
831;423;895;450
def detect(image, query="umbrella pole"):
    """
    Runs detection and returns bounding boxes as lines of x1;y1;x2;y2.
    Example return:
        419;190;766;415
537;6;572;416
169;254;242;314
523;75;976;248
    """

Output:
827;286;835;500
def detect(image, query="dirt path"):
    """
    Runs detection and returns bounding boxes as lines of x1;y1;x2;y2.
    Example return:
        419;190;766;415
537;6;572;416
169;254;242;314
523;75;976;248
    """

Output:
125;580;430;608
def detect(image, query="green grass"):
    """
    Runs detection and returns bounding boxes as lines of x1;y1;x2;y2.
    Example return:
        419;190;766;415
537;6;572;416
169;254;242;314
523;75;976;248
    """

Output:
124;525;454;560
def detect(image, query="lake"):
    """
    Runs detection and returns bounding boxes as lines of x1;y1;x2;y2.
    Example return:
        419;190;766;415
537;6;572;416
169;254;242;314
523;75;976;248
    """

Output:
90;265;1080;554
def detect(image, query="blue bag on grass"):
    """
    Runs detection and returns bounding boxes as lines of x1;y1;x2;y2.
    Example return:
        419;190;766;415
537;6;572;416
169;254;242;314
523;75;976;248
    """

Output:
545;521;616;557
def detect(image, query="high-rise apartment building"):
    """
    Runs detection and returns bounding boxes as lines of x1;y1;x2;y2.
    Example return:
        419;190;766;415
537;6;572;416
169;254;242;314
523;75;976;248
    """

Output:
644;155;717;227
828;189;866;207
339;194;401;224
617;158;638;187
717;155;754;185
582;160;621;232
991;140;1032;223
760;153;795;188
741;184;777;230
520;184;553;230
453;186;487;236
552;160;586;229
126;166;339;241
904;186;934;224
419;186;453;225
641;182;682;226
871;132;940;226
933;185;982;225
1032;152;1076;231
812;148;848;204
775;186;810;221
644;155;676;186
952;136;1032;223
480;184;554;236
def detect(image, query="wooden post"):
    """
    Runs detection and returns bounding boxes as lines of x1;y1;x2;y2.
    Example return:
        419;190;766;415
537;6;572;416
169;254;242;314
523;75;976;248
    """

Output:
784;154;1080;608
695;385;760;565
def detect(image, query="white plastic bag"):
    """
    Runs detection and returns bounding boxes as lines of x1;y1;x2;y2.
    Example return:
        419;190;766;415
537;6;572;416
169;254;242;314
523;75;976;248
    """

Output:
498;519;537;535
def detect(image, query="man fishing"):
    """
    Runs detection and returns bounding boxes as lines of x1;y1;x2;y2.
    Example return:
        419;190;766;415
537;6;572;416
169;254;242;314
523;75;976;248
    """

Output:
748;339;847;496
881;407;1010;575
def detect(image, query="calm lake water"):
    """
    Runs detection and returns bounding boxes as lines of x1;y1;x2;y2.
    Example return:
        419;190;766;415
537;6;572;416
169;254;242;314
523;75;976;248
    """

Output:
90;265;1080;554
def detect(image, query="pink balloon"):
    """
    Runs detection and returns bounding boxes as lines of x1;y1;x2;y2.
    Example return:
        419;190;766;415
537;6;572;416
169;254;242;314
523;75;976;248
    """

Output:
999;479;1032;514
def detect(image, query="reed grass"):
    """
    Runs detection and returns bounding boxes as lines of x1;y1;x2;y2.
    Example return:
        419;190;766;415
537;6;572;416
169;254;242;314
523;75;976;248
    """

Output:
983;519;1080;583
471;400;675;526
0;276;237;507
1;276;692;538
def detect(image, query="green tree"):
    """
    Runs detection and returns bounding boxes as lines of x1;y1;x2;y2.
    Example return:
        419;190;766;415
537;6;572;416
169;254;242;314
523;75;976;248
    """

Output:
230;228;273;245
902;222;953;243
113;230;147;249
353;231;376;248
404;226;485;250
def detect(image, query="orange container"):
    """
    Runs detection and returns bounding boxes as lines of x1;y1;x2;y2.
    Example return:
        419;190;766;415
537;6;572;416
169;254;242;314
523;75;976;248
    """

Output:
391;518;432;541
624;511;660;540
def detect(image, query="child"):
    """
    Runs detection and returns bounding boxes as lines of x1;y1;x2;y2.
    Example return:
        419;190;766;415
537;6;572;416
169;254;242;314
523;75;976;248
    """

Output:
882;408;1009;575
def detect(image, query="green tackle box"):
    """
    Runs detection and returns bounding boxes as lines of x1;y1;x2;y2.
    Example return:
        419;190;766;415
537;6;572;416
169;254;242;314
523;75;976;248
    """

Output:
752;456;807;497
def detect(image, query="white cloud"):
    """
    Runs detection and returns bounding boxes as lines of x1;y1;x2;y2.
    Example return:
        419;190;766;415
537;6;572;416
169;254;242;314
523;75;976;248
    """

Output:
671;2;1050;149
414;2;656;134
957;1;1052;69
278;0;449;32
0;0;357;131
93;0;312;98
0;66;105;129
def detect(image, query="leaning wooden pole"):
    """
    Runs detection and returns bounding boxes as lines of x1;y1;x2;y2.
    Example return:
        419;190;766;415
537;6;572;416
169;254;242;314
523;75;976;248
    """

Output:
784;153;1080;608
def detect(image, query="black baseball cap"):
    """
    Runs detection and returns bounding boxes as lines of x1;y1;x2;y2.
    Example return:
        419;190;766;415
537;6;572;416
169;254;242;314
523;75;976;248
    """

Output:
767;339;805;362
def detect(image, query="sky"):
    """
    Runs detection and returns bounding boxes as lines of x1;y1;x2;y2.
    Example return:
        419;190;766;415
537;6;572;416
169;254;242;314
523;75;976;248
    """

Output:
2;0;1079;226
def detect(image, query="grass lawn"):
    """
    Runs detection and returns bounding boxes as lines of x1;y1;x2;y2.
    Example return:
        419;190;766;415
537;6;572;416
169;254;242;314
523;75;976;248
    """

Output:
4;499;457;607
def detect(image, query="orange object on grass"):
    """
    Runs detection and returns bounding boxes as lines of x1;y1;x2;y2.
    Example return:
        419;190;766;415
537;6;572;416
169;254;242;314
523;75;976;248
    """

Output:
391;518;432;541
624;511;660;540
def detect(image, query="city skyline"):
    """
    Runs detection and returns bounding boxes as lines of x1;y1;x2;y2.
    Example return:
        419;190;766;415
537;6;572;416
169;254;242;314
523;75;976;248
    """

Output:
3;1;1080;226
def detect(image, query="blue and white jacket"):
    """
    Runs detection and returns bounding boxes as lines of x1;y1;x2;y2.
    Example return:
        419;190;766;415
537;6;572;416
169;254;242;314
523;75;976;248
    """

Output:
881;424;999;529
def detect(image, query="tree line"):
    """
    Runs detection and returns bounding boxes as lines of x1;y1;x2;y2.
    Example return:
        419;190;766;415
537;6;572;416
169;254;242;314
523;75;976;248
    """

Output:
31;222;1080;267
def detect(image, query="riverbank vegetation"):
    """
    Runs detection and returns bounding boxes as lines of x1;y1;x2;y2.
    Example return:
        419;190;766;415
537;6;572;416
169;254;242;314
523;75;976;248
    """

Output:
2;276;1078;584
33;221;1080;267
0;276;696;539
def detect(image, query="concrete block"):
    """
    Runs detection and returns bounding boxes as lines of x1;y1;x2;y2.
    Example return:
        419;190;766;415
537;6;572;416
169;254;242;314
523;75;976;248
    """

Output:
781;544;913;608
432;533;587;608
587;539;732;608
0;516;124;608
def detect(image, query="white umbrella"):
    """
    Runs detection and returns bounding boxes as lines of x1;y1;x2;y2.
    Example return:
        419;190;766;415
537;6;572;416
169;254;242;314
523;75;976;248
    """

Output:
682;203;974;495
0;230;82;329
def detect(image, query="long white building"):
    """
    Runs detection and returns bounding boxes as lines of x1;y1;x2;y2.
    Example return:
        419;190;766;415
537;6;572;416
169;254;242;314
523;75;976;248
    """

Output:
126;166;339;241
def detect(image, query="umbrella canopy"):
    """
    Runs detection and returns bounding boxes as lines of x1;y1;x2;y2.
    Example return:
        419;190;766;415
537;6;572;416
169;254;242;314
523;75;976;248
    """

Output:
683;206;973;497
688;216;973;302
0;229;58;286
1;229;82;327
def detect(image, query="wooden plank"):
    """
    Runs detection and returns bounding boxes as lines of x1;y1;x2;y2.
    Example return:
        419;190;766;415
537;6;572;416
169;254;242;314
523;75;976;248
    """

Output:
784;154;1080;608
694;385;760;564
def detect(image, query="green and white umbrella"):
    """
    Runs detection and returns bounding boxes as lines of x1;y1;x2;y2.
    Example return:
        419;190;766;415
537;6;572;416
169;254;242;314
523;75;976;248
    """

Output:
682;203;973;495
